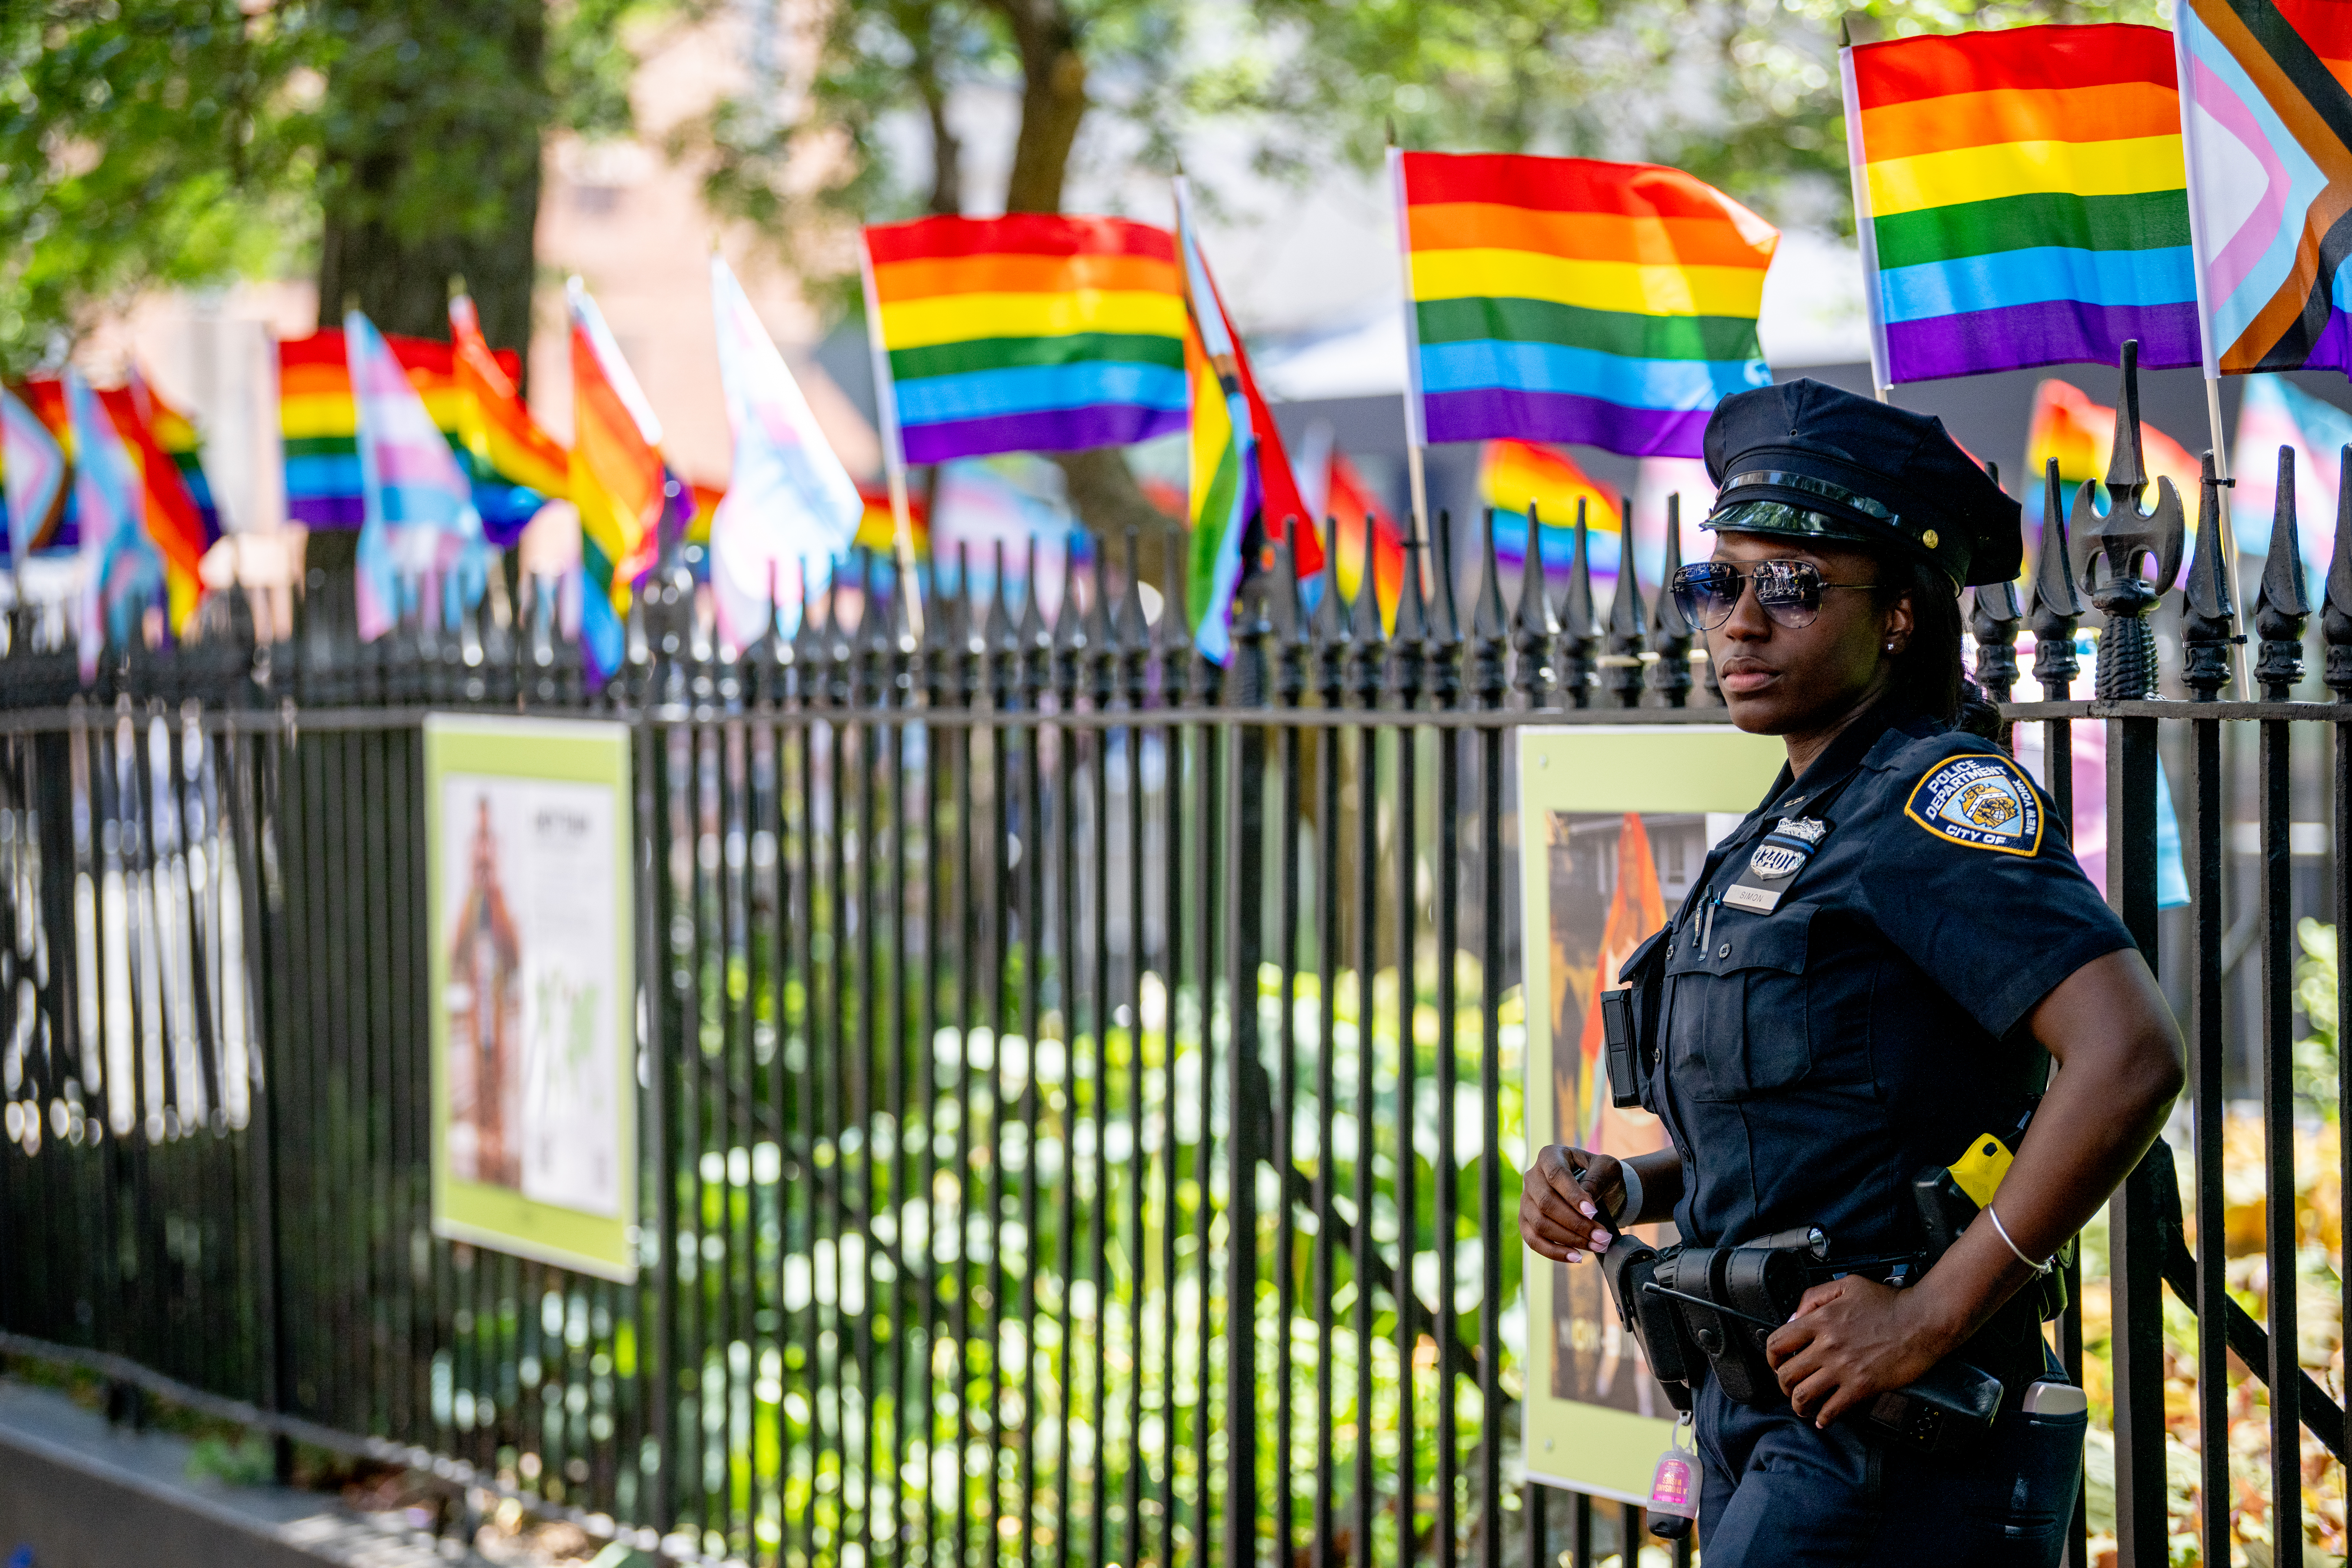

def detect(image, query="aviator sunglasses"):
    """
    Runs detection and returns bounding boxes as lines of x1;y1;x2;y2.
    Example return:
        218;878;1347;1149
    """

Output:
1669;560;1880;631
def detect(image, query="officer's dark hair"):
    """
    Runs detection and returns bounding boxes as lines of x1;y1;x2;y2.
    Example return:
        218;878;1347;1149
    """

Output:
1877;552;2005;744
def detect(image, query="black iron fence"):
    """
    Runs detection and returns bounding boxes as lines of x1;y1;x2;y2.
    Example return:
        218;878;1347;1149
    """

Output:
1;435;2350;1567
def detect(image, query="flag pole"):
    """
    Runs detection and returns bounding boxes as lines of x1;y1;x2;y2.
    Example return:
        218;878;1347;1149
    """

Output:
1387;138;1433;581
858;237;924;640
2171;14;2249;691
1838;43;1894;404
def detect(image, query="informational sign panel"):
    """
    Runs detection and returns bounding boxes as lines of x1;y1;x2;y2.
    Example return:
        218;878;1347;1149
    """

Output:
425;715;637;1282
1516;725;1783;1502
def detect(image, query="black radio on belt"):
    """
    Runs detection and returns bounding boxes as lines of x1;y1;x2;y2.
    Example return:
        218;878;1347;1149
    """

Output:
1601;986;1641;1108
1603;924;1676;1109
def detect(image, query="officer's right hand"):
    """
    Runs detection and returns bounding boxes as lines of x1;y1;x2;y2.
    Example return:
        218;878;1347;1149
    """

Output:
1519;1145;1619;1264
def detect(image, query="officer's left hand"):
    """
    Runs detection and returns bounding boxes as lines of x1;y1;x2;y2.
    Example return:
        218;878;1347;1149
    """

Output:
1765;1275;1954;1428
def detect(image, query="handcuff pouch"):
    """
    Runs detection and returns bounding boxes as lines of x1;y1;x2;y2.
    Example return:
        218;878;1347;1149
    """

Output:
1599;1236;1695;1415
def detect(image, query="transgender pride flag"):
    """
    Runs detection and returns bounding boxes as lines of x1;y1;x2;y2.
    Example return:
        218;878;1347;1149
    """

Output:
2178;0;2352;375
347;310;487;641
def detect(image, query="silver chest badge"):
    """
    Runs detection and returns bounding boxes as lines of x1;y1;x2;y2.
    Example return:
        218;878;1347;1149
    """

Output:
1747;816;1827;881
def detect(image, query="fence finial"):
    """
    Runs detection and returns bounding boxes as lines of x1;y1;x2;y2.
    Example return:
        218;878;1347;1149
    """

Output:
2106;337;2148;496
1512;501;1556;708
2181;450;2237;701
1606;493;1648;709
2326;445;2352;701
1470;506;1509;706
2255;444;2311;699
858;549;895;709
1391;518;1430;712
1157;527;1192;704
1085;536;1117;711
1430;508;1462;709
1557;499;1599;708
2069;345;2183;700
2029;458;2084;700
1114;530;1149;710
1311;516;1351;710
1349;515;1388;710
1647;493;1694;708
919;550;953;709
989;539;1022;709
1052;537;1087;706
1965;466;2020;705
1272;527;1309;711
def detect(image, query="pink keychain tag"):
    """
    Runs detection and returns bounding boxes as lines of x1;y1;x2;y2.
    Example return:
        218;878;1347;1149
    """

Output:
1647;1413;1701;1519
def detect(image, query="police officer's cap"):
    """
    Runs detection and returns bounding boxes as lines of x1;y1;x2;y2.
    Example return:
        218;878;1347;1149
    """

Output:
1701;379;2022;588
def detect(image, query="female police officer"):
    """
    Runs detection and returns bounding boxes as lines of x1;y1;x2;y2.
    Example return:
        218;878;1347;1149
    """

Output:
1518;379;2185;1565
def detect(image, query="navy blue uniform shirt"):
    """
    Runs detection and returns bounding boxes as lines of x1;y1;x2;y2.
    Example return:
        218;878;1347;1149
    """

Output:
1641;704;2135;1260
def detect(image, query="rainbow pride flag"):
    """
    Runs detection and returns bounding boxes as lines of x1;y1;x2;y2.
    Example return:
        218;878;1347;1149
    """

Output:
863;214;1190;464
1480;438;1622;570
450;293;567;544
568;279;665;679
1393;151;1778;458
100;375;215;631
141;379;219;542
2177;1;2352;374
1176;183;1257;663
1322;450;1405;628
854;479;929;557
280;329;529;529
2021;377;2201;525
1844;24;2195;384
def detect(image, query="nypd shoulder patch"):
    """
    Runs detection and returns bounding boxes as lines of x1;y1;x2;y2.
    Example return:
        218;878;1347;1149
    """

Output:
1903;753;2043;856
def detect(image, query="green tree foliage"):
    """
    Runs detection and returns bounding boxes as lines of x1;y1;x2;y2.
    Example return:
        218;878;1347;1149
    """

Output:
0;0;657;377
0;0;315;375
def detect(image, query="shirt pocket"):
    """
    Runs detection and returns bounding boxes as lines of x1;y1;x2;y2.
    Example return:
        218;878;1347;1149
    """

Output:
1663;901;1817;1102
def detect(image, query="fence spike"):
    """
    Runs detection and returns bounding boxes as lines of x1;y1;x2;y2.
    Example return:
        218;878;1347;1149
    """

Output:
1085;539;1117;710
1053;536;1087;705
2068;341;2183;700
1555;500;1599;708
1233;516;1275;709
1269;526;1309;711
1156;526;1191;705
1512;500;1555;708
988;539;1022;708
859;549;896;709
2029;458;2084;700
2106;337;2148;496
1966;578;2025;704
1312;517;1351;707
1471;506;1509;707
1647;492;1694;708
1114;530;1150;710
2255;444;2311;699
1964;454;2017;705
1348;515;1388;710
1391;518;1430;710
952;543;985;710
2326;445;2352;701
2181;450;2238;701
1429;508;1463;709
1606;494;1648;709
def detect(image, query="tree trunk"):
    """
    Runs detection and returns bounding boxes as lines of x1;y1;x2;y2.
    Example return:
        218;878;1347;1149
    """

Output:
313;0;549;368
1000;6;1086;215
988;0;1169;543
